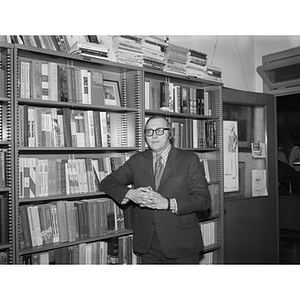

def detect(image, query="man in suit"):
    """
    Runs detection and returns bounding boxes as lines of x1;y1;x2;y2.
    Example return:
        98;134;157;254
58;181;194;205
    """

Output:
100;115;211;264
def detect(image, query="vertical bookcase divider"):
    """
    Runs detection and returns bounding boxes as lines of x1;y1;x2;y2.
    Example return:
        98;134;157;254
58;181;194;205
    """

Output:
120;71;128;148
6;47;14;264
0;44;14;264
134;72;142;150
213;86;224;263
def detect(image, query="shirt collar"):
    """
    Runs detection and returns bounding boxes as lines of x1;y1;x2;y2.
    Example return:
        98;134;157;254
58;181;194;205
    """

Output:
152;144;171;163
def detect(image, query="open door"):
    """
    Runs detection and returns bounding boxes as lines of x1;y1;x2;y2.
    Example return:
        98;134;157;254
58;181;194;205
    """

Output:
223;87;279;263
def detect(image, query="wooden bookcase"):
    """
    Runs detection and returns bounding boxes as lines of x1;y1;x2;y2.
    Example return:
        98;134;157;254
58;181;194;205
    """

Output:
13;44;142;264
0;43;14;264
143;69;224;264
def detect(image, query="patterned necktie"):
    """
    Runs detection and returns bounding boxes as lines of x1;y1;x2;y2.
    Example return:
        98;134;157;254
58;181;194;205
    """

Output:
155;154;164;190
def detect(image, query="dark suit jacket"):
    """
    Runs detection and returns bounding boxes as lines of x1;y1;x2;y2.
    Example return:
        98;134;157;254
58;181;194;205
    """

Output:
100;146;211;259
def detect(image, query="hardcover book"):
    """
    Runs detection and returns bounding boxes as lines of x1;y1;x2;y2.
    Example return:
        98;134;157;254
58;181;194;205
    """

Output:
41;63;49;100
90;70;105;106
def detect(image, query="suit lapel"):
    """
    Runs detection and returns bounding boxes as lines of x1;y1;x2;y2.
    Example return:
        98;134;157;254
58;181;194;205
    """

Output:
143;150;155;188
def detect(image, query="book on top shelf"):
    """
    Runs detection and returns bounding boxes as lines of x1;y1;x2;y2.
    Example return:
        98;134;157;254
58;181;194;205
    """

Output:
68;41;109;61
90;70;105;106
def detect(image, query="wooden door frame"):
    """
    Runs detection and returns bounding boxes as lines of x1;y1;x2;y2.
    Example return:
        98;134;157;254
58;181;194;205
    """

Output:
223;87;279;263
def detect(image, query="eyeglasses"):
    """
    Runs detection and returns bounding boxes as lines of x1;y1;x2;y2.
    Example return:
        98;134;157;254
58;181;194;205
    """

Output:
144;127;170;137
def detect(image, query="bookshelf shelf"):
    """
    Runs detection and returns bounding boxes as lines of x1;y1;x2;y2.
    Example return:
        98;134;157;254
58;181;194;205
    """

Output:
18;98;140;113
203;244;221;254
19;228;133;256
144;68;221;86
0;243;12;250
145;109;217;120
186;147;219;152
199;213;221;222
0;141;10;146
18;191;108;204
0;97;9;103
18;147;139;153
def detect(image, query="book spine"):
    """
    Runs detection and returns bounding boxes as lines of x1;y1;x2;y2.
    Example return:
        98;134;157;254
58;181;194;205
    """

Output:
19;206;32;248
27;206;38;247
49;204;60;243
55;201;68;242
65;201;74;242
48;62;58;101
41;63;49;100
58;66;68;102
32;206;43;246
99;112;108;147
63;108;72;147
66;68;74;103
90;70;104;106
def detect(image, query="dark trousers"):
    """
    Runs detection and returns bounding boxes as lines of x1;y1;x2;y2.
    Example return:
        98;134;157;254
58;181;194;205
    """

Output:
141;229;200;264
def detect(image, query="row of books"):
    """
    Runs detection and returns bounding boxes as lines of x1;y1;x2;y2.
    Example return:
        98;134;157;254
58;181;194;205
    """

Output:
4;35;107;57
108;36;222;82
200;220;216;247
21;235;139;265
196;183;219;218
0;195;8;244
19;59;115;106
164;43;189;75
4;35;222;82
186;49;207;78
199;252;213;265
111;35;144;68
145;79;213;116
198;158;211;184
0;252;8;264
170;119;217;149
19;154;130;198
19;106;136;148
19;198;126;249
141;36;167;71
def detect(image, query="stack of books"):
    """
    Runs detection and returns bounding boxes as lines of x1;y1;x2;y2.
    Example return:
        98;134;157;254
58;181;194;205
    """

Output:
186;49;207;79
141;36;167;71
164;43;188;75
110;35;143;67
205;64;222;82
68;41;109;61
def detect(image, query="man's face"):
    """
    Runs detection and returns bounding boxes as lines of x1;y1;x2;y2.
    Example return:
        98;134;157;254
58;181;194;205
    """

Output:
145;118;171;154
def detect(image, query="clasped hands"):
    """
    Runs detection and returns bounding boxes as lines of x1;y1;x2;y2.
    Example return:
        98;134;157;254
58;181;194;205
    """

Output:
127;187;167;210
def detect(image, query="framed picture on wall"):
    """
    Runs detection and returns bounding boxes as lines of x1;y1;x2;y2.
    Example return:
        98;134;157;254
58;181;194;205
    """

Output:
223;104;254;151
223;120;239;192
103;80;121;106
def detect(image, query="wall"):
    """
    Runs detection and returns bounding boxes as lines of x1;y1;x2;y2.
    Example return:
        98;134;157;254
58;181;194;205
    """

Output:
169;35;300;93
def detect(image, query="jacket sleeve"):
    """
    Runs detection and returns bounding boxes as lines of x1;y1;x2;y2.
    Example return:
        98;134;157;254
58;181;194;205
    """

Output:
100;156;135;205
176;153;212;215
